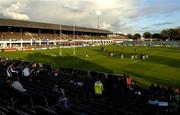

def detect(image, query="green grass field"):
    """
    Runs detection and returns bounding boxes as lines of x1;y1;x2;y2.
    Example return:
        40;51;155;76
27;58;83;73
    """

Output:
0;45;180;88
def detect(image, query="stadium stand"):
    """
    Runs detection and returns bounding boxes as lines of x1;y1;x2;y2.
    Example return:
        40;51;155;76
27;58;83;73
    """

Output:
0;19;117;50
0;58;179;115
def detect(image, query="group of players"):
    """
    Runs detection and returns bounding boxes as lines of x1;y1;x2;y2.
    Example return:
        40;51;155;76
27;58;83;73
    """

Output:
100;47;149;60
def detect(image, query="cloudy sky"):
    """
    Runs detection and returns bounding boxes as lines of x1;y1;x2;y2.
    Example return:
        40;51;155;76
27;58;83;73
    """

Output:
0;0;180;34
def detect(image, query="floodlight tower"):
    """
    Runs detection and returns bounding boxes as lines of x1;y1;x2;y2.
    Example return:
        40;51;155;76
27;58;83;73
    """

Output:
59;25;62;56
96;11;101;29
73;24;76;56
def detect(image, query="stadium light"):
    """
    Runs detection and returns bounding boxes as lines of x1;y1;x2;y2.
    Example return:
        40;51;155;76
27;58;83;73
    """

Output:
96;11;101;29
73;24;76;56
59;25;62;56
96;11;101;16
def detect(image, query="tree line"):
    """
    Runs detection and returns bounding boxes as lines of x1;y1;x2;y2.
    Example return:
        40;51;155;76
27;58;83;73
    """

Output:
126;28;180;40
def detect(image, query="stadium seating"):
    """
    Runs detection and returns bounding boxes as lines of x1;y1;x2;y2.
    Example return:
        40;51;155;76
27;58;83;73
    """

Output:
0;58;179;115
0;31;111;41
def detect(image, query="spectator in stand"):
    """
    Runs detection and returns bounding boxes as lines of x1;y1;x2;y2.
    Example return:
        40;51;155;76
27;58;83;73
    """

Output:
102;73;109;96
175;89;180;101
126;74;132;89
84;71;93;97
12;76;33;107
133;82;142;96
6;63;19;77
1;79;16;104
149;83;156;95
122;74;127;90
52;69;60;77
94;78;104;101
12;76;28;94
22;65;31;77
30;63;39;78
105;74;113;95
169;89;179;112
52;83;69;109
154;84;161;95
116;76;121;93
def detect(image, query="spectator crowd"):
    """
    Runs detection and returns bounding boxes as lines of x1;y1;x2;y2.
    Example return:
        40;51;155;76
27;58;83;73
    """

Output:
0;57;179;115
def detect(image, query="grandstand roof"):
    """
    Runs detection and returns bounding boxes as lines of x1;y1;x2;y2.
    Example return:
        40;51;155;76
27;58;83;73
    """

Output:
0;18;112;34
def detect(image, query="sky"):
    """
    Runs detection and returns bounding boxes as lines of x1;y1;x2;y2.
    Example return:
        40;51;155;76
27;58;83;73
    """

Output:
0;0;180;34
